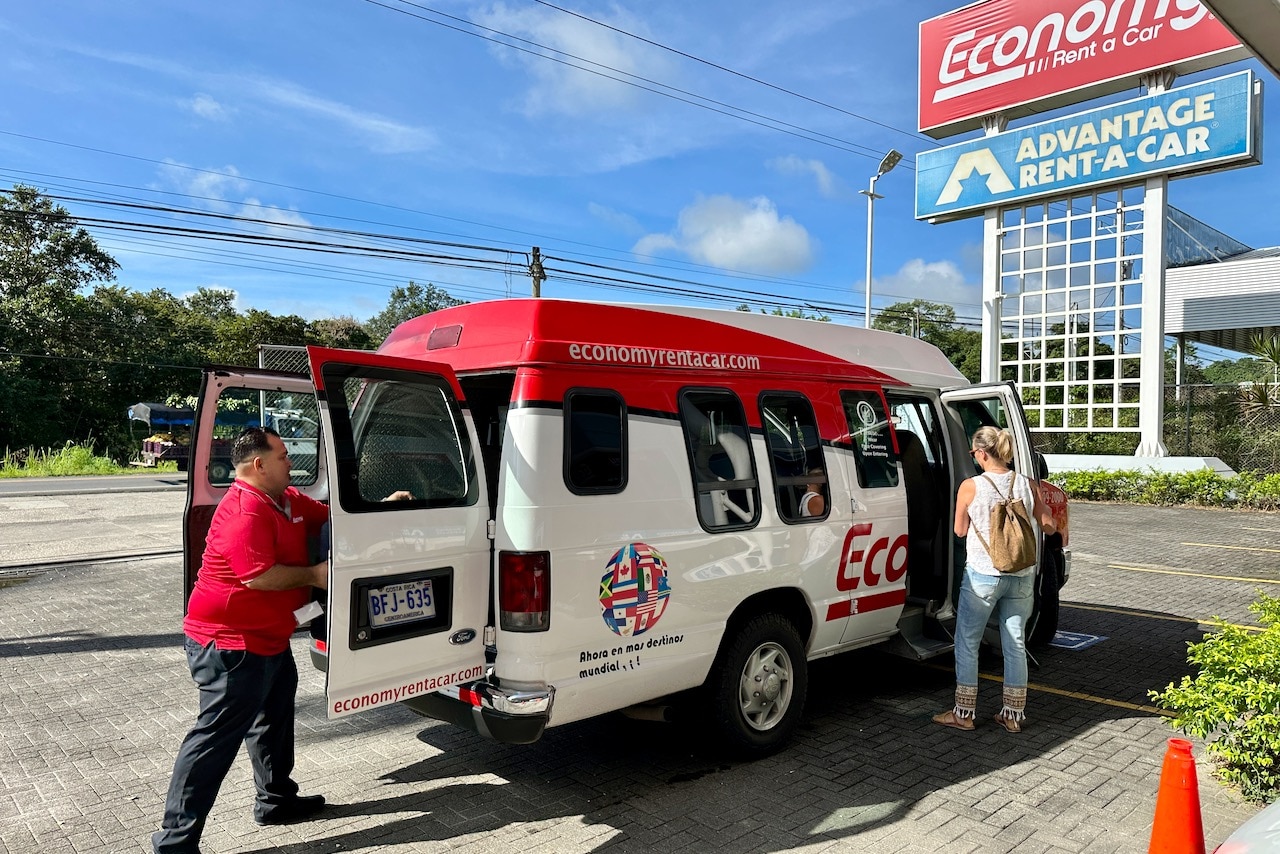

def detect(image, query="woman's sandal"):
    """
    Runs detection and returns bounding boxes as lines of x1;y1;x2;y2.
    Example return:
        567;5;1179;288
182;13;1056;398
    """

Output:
993;712;1022;733
932;710;975;731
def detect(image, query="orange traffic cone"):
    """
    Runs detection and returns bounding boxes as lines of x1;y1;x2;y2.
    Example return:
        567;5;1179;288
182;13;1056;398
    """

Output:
1148;737;1205;854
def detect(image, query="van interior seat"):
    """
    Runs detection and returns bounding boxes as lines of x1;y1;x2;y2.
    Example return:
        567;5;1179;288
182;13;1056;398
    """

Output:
895;429;947;601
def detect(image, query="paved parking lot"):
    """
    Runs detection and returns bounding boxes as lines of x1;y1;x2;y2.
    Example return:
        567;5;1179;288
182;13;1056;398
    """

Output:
0;495;1272;853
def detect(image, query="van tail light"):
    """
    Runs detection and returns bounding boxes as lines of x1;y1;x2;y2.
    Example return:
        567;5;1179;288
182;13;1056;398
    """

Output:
499;551;550;632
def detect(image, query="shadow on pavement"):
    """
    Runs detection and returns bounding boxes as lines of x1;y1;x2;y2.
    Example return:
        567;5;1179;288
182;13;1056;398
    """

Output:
237;605;1211;853
0;630;186;657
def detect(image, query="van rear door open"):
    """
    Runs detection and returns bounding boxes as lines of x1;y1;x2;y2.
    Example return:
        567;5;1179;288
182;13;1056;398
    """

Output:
184;368;323;609
307;347;490;720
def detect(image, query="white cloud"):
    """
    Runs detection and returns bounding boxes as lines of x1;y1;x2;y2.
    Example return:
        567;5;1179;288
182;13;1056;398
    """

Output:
873;258;980;308
634;195;815;274
185;93;228;120
588;202;644;237
157;160;247;202
53;43;433;154
244;78;434;154
474;4;673;117
239;199;311;235
768;155;842;198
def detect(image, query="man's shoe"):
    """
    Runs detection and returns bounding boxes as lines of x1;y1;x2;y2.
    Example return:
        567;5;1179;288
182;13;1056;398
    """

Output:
253;794;327;826
931;709;975;731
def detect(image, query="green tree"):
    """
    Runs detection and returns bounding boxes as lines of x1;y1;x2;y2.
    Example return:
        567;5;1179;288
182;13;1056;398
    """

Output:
873;299;980;382
309;316;374;350
366;282;464;343
1204;357;1272;386
209;309;311;366
733;304;830;321
0;185;119;452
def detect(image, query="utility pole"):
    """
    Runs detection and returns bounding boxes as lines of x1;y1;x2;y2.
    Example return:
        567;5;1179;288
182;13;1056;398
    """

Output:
530;246;545;298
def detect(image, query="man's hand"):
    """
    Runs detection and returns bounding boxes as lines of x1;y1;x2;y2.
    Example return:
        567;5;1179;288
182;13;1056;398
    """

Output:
382;490;415;502
244;561;328;591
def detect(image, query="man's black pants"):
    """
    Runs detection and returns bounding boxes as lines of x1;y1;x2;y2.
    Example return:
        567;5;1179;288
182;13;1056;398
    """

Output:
152;637;300;854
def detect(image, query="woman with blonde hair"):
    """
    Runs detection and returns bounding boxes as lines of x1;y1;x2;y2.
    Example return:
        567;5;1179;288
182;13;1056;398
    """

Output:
933;426;1057;733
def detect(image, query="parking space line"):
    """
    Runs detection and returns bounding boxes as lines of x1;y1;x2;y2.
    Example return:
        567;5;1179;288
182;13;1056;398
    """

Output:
1109;563;1280;585
925;663;1170;716
1063;602;1264;633
1181;541;1280;554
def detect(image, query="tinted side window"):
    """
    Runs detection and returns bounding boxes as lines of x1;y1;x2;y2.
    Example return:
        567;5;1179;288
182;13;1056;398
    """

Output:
564;390;626;494
760;392;828;522
679;389;760;531
840;390;899;488
209;389;320;488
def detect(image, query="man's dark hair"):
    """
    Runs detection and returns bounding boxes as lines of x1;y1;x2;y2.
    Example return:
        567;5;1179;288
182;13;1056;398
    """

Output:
231;427;281;467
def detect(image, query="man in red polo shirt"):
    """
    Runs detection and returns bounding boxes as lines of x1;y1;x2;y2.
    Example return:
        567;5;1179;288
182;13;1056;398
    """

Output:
153;427;330;854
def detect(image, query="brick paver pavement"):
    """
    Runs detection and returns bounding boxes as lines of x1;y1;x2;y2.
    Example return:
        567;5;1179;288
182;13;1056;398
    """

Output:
0;499;1269;853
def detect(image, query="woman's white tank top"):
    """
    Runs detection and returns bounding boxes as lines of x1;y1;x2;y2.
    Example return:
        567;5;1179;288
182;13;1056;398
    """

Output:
965;469;1038;577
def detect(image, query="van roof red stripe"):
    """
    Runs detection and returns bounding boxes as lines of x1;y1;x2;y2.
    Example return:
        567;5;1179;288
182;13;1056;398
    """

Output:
379;300;963;388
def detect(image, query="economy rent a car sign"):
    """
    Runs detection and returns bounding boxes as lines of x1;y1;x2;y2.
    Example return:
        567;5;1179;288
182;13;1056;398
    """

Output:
915;71;1258;221
919;0;1245;138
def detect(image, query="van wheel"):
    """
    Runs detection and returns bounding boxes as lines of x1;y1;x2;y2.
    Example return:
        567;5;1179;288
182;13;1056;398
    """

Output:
1029;547;1063;647
704;614;807;759
208;460;231;483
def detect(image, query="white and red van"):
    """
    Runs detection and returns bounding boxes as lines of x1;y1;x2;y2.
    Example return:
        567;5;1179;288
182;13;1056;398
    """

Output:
184;299;1070;757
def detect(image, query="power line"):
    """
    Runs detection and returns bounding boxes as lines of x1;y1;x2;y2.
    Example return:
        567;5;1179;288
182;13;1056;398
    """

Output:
0;163;905;301
363;0;903;164
529;0;931;148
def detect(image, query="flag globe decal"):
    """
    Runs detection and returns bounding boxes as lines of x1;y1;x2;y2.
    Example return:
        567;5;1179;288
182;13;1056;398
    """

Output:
599;543;671;637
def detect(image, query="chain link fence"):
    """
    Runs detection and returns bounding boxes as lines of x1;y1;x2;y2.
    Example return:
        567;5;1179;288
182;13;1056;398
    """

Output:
1161;384;1280;473
1034;384;1280;473
258;344;310;375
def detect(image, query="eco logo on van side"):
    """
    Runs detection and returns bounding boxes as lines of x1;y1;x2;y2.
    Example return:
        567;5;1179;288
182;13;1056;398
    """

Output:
599;542;671;637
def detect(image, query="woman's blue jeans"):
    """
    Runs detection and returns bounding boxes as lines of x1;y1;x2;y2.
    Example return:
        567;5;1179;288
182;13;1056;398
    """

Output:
953;567;1034;690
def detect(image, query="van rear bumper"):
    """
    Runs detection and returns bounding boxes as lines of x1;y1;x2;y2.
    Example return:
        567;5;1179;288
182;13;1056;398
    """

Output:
309;644;552;744
406;681;554;745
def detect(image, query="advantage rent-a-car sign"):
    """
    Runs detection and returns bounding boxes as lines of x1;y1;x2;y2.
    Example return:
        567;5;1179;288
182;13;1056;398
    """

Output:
919;0;1245;138
915;71;1258;221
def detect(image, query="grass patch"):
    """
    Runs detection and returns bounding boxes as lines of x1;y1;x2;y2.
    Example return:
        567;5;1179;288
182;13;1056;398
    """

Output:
0;443;179;477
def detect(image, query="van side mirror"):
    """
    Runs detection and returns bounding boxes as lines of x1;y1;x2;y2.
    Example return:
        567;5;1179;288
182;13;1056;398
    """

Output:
1034;450;1049;480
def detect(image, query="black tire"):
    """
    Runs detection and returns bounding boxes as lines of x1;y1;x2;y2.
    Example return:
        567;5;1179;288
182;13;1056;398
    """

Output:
703;613;808;759
1029;537;1064;647
208;460;232;484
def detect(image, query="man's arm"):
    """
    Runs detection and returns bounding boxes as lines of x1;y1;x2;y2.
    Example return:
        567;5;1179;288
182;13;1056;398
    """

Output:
244;561;327;591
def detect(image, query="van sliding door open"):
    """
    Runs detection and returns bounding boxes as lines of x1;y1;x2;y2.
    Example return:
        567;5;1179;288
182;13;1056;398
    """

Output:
307;347;490;720
939;382;1035;476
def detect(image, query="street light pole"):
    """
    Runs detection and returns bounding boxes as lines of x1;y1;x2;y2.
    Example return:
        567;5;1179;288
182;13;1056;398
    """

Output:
860;149;903;329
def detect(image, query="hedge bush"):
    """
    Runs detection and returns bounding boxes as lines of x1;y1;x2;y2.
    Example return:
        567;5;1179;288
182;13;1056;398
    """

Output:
1055;469;1280;510
1151;593;1280;802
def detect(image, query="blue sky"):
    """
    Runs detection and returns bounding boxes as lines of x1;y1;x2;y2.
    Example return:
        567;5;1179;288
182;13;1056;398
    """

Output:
2;0;1276;345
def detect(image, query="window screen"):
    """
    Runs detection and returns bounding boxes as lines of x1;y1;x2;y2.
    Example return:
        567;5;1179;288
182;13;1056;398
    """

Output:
840;390;898;488
760;392;827;522
322;365;477;513
564;389;626;494
679;389;760;531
